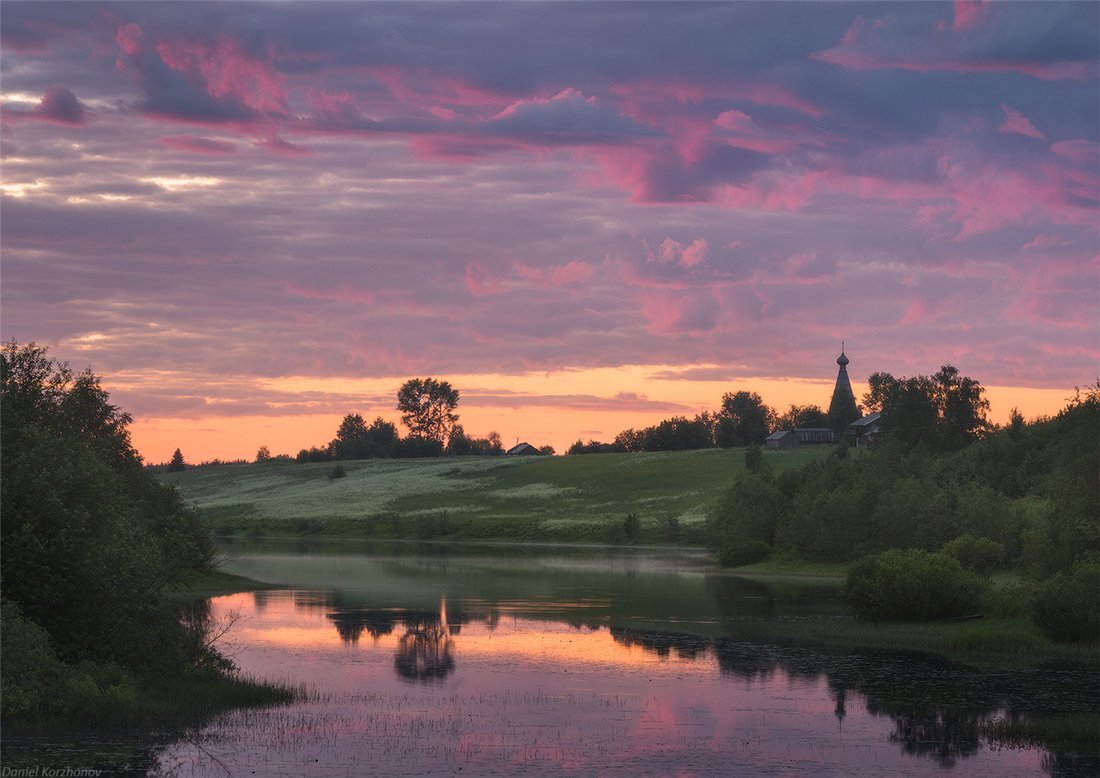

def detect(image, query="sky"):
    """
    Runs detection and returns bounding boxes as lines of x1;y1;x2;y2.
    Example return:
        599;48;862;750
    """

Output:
2;1;1097;462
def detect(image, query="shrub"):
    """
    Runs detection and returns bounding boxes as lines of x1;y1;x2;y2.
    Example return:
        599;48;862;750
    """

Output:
941;534;1004;577
744;443;764;473
623;512;641;541
663;513;680;542
328;464;347;479
716;537;771;567
1033;563;1100;643
845;549;987;622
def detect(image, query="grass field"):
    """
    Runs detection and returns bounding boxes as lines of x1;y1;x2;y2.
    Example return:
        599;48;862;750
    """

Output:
162;447;830;544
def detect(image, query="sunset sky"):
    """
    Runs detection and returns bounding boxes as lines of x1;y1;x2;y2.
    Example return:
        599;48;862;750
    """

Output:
2;1;1096;462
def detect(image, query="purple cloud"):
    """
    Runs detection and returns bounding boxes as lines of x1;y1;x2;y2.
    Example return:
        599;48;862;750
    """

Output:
0;1;1096;459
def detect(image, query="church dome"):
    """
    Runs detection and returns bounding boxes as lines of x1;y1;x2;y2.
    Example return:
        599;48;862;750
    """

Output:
837;349;849;367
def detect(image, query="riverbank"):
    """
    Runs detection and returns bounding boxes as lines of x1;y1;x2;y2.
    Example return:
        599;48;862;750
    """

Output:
1;570;299;773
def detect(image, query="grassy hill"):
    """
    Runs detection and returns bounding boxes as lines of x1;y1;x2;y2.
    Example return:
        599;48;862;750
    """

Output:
161;447;830;544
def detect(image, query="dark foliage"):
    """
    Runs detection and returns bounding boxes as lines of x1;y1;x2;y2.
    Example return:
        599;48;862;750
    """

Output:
845;550;987;622
862;365;990;452
446;426;504;456
941;535;1004;577
166;448;187;472
715;391;776;448
775;404;829;432
396;377;460;445
1032;563;1100;643
1;341;219;715
331;414;399;460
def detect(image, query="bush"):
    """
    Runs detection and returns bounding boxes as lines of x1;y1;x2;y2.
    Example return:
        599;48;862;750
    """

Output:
744;443;764;473
716;537;771;567
845;549;987;622
1033;563;1100;643
941;535;1004;577
623;512;641;541
328;464;347;479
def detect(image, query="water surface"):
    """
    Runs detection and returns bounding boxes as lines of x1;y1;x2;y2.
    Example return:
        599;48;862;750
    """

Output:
150;541;1096;776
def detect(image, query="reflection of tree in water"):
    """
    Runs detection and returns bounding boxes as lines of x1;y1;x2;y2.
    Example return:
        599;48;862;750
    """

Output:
883;708;982;768
319;597;458;682
611;626;1098;771
394;616;455;682
329;611;397;644
610;628;709;661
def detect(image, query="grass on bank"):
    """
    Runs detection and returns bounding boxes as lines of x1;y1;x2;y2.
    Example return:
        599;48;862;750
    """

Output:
165;568;283;600
163;447;830;543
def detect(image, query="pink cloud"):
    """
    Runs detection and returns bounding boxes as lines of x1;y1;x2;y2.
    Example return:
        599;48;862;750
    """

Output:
159;135;236;154
998;104;1045;140
813;18;1095;81
284;283;375;306
464;262;506;297
307;89;364;126
639;289;719;334
513;260;595;287
654;237;709;268
115;22;142;61
255;135;311;156
953;1;989;33
1022;233;1073;251
155;37;288;115
1050;139;1100;165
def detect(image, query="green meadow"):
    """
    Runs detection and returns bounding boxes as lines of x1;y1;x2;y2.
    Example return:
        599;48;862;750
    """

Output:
163;447;830;543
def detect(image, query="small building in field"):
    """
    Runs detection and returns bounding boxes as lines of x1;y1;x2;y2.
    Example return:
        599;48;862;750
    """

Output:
506;442;541;456
765;430;800;450
846;413;883;447
793;427;834;445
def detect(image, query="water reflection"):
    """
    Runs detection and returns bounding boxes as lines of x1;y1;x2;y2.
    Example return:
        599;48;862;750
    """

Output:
188;544;1099;776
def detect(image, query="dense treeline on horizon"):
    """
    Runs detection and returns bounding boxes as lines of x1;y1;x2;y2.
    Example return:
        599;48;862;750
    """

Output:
569;364;990;455
706;378;1099;642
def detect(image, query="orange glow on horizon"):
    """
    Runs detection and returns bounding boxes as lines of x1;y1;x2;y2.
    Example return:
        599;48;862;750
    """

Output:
121;365;1075;464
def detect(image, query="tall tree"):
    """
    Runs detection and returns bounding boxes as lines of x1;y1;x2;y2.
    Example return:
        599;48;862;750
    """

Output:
715;391;776;447
1;341;213;669
396;378;459;445
775;404;828;431
332;414;399;459
860;365;989;451
167;448;187;471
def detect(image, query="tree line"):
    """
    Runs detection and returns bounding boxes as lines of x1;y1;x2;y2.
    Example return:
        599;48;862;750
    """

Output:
569;364;991;455
706;378;1099;642
295;377;511;462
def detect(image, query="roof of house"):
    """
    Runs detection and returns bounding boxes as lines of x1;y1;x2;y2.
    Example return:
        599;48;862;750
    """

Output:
506;442;539;455
848;412;882;429
766;430;797;441
793;427;834;443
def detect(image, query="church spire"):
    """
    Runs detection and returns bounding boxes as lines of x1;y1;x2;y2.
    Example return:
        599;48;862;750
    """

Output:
827;343;859;433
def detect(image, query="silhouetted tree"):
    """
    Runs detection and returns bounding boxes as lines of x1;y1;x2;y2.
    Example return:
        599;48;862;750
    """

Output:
861;365;989;451
775;404;828;431
715;391;775;447
396;378;459;446
1;341;214;675
255;445;271;462
167;448;187;471
331;414;399;459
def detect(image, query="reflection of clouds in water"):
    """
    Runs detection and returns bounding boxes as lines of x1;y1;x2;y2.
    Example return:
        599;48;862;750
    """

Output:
234;586;1095;773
